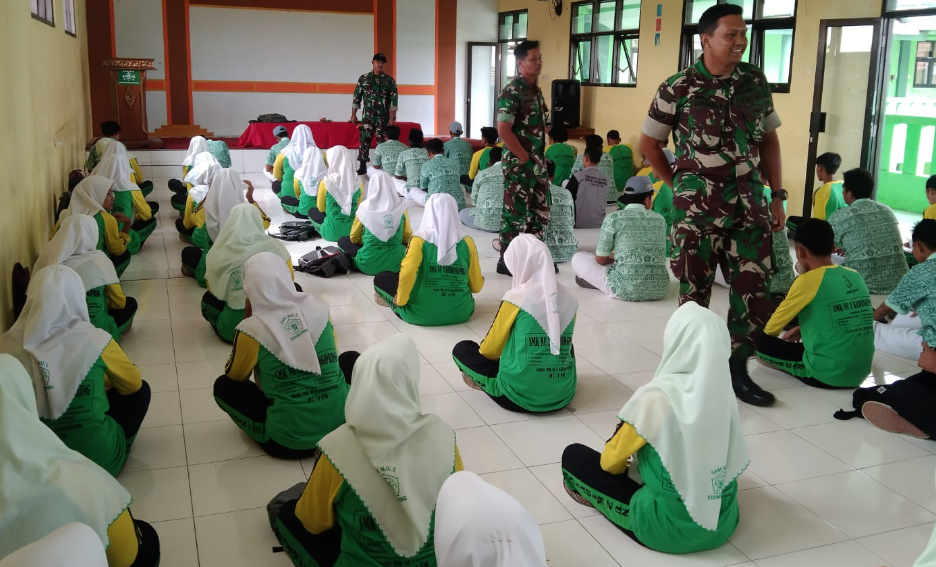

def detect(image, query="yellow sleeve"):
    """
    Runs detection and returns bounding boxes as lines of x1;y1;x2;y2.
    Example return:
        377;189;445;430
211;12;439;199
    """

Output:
287;259;295;279
317;181;327;213
350;217;364;244
131;191;152;221
105;509;138;567
464;236;484;293
224;331;260;381
764;268;824;336
101;213;130;255
254;203;271;230
101;340;142;395
468;150;483;180
479;302;520;360
105;283;127;310
812;184;830;221
454;446;464;472
130;158;145;184
401;211;412;244
925;204;936;220
395;237;424;306
296;456;344;535
600;422;647;475
273;153;285;181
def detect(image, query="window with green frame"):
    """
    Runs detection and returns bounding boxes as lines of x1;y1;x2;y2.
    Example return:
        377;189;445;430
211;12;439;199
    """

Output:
498;10;528;93
679;0;796;93
570;0;641;87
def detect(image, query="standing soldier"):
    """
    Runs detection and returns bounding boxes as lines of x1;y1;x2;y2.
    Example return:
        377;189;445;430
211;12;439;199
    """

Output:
639;3;785;407
351;53;398;175
495;40;550;275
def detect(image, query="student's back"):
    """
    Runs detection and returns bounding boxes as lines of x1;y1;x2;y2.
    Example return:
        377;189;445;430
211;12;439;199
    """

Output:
572;152;617;200
443;137;473;176
607;144;635;191
396;147;430;189
544;184;578;263
568;168;608;228
650;180;674;257
421;154;465;209
813;180;846;221
545;143;577;185
374;139;408;174
470;162;506;231
829;198;908;294
599;206;669;301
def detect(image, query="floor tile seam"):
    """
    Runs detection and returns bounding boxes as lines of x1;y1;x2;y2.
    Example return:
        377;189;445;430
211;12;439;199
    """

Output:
745;538;884;564
567;516;626;567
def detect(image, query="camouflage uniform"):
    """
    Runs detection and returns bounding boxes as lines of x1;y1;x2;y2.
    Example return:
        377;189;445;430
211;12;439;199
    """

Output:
496;76;550;247
352;71;399;164
643;58;782;358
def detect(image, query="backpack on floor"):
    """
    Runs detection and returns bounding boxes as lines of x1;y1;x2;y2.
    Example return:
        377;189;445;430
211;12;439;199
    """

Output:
296;246;352;278
250;113;293;123
269;221;316;242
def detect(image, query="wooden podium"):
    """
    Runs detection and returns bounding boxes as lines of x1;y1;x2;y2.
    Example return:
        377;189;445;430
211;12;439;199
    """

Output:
101;58;156;146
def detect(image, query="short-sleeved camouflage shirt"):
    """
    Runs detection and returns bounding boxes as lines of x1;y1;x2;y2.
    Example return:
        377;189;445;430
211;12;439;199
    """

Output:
496;76;548;160
352;71;399;122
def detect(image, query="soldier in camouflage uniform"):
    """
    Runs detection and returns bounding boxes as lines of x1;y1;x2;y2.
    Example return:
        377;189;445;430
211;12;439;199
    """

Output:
639;4;785;407
495;40;550;275
351;53;398;175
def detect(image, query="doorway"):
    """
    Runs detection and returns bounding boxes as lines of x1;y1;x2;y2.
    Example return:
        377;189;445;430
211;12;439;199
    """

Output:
465;42;498;140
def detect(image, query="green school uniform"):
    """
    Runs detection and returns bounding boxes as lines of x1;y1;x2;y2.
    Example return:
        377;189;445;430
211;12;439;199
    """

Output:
545;143;577;186
352;221;407;276
191;225;212;288
650;181;675;258
85;286;132;341
278;156;299;200
91;212;132;276
544;184;578;263
608;144;635;191
311;189;362;242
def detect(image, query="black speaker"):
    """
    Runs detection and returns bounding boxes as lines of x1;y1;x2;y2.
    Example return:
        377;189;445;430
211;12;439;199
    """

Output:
551;80;581;128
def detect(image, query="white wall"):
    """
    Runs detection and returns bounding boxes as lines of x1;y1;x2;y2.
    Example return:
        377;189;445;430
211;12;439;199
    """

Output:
455;0;498;134
397;94;435;136
145;91;167;133
396;0;436;86
115;0;167;130
193;92;350;136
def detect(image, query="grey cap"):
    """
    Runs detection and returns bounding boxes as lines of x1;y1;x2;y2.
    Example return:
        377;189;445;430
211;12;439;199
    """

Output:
662;148;675;166
624;175;654;195
273;125;288;137
449;121;463;135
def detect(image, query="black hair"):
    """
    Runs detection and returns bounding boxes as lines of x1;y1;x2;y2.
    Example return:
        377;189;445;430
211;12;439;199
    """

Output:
489;146;504;163
926;174;936;191
913;219;936;250
842;168;874;200
698;3;743;36
425;138;444;155
794;219;836;257
618;192;652;206
481;127;498;145
385;125;401;141
514;40;540;60
101;121;121;136
584;134;603;148
546;159;555;179
373;53;387;62
68;170;85;191
408;129;424;148
549;125;569;143
607;130;621;142
583;146;603;164
815;152;842;175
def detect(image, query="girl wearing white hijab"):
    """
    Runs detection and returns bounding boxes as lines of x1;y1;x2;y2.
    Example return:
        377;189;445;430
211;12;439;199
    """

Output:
453;234;578;413
94;141;158;217
271;334;463;567
0;266;151;477
203;203;294;343
337;172;412;275
174;150;222;242
0;355;160;567
36;214;137;340
92;150;158;247
308;146;364;241
57;176;134;276
374;193;484;326
168;136;208;197
282;136;328;217
213;252;353;458
561;302;748;554
274;124;314;200
434;472;547;567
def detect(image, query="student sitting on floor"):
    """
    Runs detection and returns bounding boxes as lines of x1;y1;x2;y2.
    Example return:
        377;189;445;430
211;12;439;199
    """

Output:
57;176;134;277
0;355;160;567
562;302;746;554
543;159;578;263
308;146;364;242
271;334;463;567
412;138;465;209
207;138;232;168
787;153;845;235
281;129;326;217
86;122;154;197
605;130;635;192
872;220;936;362
544;125;577;186
214;252;354;459
444;121;473;181
467;126;499;185
0;266;151;477
458;147;504;233
91;147;158;248
338;172;412;275
571;134;617;201
371;125;408;177
374;194;484;326
169;136;209;211
567;145;609;229
274;124;315;202
265;125;290;183
756;219;874;388
35;215;136;340
203;203;294;343
434;471;547;567
453;234;578;413
572;176;669;302
176;150;222;242
97;141;159;216
395;129;430;198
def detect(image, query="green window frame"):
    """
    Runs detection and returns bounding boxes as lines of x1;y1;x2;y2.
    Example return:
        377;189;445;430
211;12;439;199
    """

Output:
569;0;642;87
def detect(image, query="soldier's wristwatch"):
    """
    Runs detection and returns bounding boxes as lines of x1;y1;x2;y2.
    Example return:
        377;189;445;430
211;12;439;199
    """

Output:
771;189;788;201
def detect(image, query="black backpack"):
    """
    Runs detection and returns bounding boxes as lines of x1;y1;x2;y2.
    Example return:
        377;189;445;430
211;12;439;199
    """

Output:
251;113;292;123
269;221;316;242
296;246;352;278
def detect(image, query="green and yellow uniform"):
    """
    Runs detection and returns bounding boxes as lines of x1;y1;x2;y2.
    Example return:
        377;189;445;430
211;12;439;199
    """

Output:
348;212;412;275
468;147;493;180
310;181;363;242
545;142;578;186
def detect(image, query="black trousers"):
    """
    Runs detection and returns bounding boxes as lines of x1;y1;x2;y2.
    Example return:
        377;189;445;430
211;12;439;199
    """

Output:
170;192;187;210
111;296;138;327
756;335;850;389
168;178;186;194
146;201;160;216
374;271;399;296
131;217;157;234
175;217;196;237
460;174;473;187
452;340;528;413
337;236;362;258
272;180;282;196
852;371;936;438
129;516;161;567
181;246;203;271
307;209;326;224
106;380;151;442
275;499;342;567
110;250;132;269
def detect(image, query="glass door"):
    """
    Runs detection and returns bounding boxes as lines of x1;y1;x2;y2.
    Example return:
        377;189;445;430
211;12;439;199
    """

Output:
466;43;497;140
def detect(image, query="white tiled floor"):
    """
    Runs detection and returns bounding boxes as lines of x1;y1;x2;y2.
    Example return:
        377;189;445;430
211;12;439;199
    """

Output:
117;168;936;567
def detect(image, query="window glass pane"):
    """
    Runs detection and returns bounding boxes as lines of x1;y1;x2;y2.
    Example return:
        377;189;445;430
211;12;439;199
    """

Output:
763;28;793;83
684;0;717;25
515;12;528;39
915;61;931;85
918;40;934;58
757;0;795;19
619;0;641;30
573;4;594;34
725;0;754;20
499;14;514;40
887;0;936;10
503;41;519;83
596;35;615;83
618;37;639;83
573;40;592;82
597;0;616;32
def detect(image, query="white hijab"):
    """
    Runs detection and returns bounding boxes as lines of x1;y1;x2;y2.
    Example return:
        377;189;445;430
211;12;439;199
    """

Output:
236;253;329;374
282;124;313;170
916;471;936;567
33;215;118;292
0;523;107;567
415;193;463;266
0;355;131;561
182;136;208;167
356;172;406;241
318;335;456;558
295;141;328;196
502;234;577;356
323;146;360;216
61;176;113;220
184;151;221;204
205;203;291;309
204;168;248;242
617;302;749;531
0;266;112;420
434;472;547;567
92;142;137;192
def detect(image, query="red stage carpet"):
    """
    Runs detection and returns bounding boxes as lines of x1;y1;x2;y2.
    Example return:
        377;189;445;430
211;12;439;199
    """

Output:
235;121;422;150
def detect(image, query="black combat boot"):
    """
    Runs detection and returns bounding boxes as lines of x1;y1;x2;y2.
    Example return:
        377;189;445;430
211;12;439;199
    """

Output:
730;357;775;407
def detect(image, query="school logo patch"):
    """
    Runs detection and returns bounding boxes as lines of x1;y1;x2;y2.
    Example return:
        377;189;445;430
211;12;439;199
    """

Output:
710;468;726;499
382;213;394;229
39;361;52;390
230;268;243;291
282;313;307;340
378;466;406;502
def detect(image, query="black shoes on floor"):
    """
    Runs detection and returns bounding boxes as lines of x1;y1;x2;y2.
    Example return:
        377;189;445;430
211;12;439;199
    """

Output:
730;357;775;407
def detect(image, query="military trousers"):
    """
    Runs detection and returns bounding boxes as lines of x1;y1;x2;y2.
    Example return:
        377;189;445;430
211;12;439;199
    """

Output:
357;118;388;164
499;155;550;247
